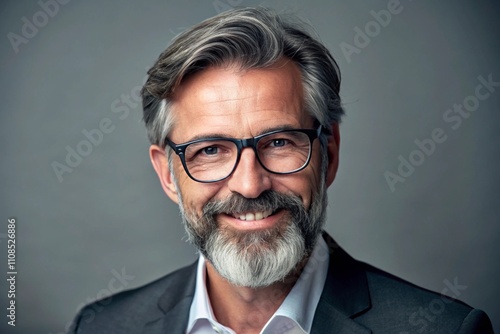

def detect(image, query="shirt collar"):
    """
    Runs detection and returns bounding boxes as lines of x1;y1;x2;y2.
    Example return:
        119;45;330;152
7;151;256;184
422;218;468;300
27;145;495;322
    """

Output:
187;236;330;333
187;253;221;332
266;236;329;333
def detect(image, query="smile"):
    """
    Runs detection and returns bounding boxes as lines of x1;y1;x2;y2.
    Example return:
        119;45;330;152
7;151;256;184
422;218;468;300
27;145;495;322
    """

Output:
230;210;274;221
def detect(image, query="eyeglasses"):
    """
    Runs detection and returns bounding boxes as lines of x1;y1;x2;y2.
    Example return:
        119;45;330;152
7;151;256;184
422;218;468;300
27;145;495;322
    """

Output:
165;125;322;183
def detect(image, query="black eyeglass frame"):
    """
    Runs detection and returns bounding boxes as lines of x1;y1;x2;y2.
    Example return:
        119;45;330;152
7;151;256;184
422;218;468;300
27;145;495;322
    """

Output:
164;125;323;183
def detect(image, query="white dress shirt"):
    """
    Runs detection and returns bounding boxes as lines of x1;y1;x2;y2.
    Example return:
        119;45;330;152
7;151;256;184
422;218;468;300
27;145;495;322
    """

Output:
187;237;330;334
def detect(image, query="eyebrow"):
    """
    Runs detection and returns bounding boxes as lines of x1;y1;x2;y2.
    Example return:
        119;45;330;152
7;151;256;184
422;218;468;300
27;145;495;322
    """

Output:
183;124;300;143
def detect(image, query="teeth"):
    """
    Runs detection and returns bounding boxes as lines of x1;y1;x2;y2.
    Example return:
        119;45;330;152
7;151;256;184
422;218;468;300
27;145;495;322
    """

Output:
232;210;273;221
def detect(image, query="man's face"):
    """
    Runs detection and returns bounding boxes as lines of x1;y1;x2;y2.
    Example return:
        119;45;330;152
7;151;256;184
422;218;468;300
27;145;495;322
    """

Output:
150;60;339;287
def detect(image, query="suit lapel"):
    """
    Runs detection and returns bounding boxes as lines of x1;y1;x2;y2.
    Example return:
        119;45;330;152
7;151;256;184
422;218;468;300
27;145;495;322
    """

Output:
311;233;372;333
312;305;371;334
142;296;193;334
142;261;197;334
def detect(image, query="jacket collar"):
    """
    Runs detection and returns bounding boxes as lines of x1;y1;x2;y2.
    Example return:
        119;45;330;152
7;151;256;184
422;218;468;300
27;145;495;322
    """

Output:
142;261;197;334
311;233;372;333
142;232;372;334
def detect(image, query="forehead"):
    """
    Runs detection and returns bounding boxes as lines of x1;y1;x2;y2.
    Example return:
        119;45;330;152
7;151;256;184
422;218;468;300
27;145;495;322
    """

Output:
168;60;311;141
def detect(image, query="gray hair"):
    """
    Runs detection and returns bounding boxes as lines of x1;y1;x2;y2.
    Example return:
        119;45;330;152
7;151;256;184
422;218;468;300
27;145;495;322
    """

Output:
141;7;345;152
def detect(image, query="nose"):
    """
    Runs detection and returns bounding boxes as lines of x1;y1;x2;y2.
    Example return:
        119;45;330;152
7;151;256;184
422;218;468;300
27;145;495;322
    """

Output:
227;147;272;198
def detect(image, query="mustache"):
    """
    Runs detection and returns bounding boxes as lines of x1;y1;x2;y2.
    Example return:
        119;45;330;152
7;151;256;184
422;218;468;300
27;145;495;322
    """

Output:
202;190;303;215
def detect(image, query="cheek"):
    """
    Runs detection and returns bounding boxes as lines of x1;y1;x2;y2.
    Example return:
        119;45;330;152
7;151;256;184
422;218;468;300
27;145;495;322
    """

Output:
284;154;323;209
176;176;221;215
180;186;214;214
272;173;318;210
308;147;325;191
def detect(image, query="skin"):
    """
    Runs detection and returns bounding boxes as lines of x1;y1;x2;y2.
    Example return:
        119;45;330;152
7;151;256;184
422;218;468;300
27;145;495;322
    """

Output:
150;59;340;333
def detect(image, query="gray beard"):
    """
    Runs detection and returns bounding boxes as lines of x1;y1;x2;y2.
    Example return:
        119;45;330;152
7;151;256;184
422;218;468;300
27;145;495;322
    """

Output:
177;187;327;288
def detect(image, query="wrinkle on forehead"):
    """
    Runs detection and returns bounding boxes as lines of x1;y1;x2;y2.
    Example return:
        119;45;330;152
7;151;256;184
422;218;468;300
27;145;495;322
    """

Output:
169;59;306;141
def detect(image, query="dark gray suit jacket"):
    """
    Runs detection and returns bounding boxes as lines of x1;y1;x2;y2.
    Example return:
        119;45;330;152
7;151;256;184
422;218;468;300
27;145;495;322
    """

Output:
70;234;493;333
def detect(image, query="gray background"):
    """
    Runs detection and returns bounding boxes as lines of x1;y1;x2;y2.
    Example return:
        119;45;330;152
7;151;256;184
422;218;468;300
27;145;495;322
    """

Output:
1;0;499;333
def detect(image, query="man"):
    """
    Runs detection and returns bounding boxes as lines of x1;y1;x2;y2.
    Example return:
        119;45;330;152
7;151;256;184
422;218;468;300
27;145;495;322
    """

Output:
70;7;493;334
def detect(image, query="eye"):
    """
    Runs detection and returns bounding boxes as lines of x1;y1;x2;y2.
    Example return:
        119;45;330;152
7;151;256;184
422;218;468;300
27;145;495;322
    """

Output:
186;140;235;162
270;139;288;147
201;146;218;155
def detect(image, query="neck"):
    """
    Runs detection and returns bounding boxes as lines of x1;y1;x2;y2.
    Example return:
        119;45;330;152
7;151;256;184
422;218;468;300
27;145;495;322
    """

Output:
205;258;307;334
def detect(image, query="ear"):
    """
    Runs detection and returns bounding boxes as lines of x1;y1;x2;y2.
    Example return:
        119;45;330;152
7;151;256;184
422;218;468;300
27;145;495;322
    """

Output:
149;145;179;204
325;123;340;187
